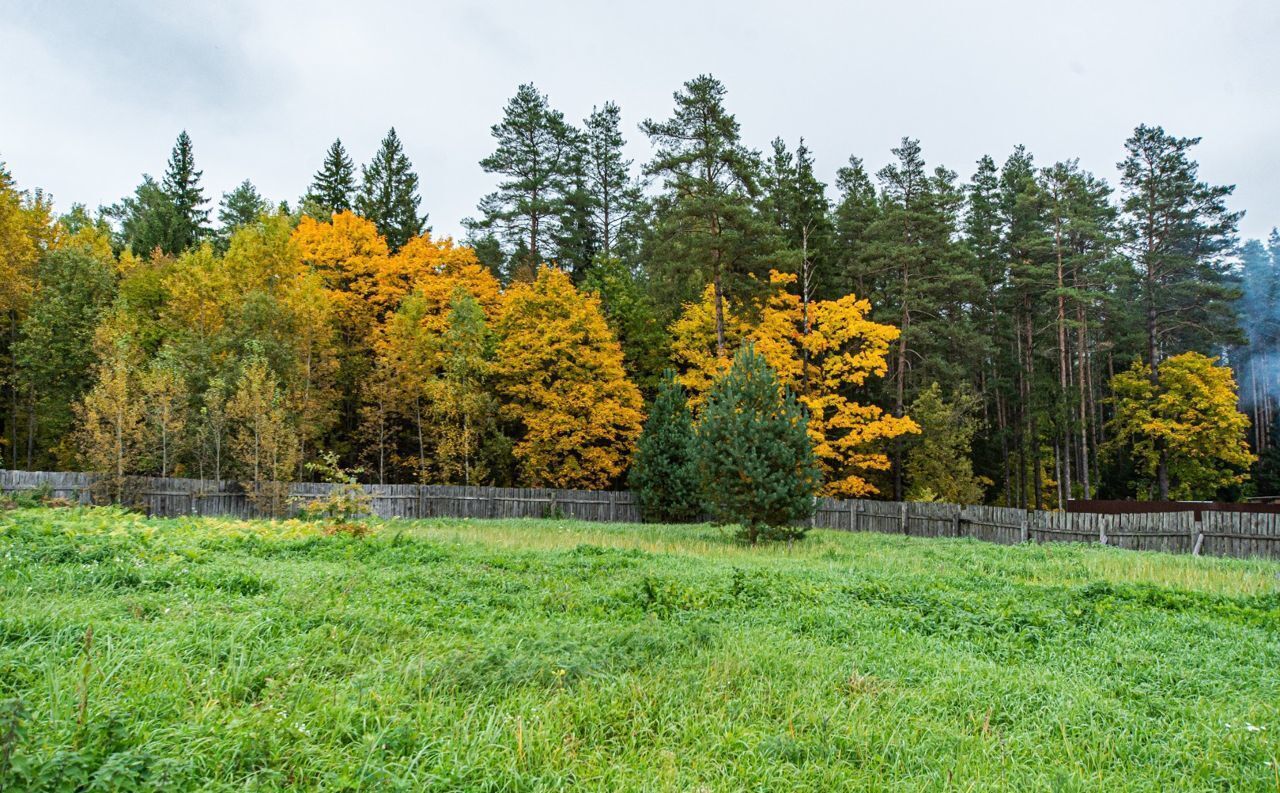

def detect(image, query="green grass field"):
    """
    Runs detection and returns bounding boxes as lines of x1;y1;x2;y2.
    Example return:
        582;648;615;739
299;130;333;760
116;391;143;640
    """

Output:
1;506;1278;791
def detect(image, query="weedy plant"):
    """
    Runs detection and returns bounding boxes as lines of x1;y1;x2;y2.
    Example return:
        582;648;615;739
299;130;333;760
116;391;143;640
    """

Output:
293;452;373;537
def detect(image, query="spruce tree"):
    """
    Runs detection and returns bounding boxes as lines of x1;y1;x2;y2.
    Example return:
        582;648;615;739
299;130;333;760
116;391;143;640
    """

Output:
356;127;427;252
303;138;358;218
694;344;819;543
160;130;210;251
630;371;701;522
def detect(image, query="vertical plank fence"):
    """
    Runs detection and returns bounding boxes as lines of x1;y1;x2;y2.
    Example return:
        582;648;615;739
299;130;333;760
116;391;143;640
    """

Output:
1;469;1278;560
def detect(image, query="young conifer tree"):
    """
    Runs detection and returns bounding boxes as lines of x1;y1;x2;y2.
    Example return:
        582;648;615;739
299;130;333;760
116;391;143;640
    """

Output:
630;370;701;523
694;344;819;542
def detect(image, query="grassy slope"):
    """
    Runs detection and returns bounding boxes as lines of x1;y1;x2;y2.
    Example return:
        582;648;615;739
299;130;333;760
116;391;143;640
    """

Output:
1;507;1278;791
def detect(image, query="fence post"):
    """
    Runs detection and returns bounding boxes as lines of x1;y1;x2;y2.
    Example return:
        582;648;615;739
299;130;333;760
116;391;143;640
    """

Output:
952;506;961;538
849;500;857;532
1020;511;1030;544
1099;516;1108;546
900;502;908;535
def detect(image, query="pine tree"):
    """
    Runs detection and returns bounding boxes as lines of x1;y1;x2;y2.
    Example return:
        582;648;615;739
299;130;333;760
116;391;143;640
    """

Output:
694;344;819;543
642;75;772;355
13;246;116;468
304;138;358;218
1234;232;1280;455
356;128;427;252
160;130;210;251
554;163;599;281
630;371;701;522
467;84;578;278
582;102;642;261
831;156;879;300
217;180;268;240
863;138;976;499
1118;124;1242;498
762;137;832;384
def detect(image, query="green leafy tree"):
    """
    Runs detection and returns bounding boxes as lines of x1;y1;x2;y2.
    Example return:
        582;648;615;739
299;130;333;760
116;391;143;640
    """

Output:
694;344;819;543
863;138;978;499
13;247;117;466
1105;352;1254;500
630;371;701;522
431;289;498;485
106;175;174;256
582;257;669;396
830;156;882;315
904;382;987;504
107;131;209;255
356;128;427;252
303;138;358;218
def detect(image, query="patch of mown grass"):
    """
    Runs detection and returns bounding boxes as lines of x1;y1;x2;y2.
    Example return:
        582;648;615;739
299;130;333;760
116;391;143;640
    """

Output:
1;506;1278;791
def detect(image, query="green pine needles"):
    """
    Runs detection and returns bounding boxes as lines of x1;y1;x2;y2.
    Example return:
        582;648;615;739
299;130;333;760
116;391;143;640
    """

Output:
630;371;701;523
694;345;820;543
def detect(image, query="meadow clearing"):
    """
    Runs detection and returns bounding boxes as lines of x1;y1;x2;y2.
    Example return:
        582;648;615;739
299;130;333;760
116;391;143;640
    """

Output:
0;505;1278;791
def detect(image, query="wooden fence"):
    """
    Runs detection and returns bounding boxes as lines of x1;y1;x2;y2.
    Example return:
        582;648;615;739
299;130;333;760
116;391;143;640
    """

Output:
2;469;1278;561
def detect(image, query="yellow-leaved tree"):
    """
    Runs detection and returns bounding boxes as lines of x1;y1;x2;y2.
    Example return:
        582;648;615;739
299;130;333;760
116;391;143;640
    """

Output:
370;250;502;483
1106;352;1255;500
74;315;146;502
672;271;918;497
227;356;299;515
493;266;644;489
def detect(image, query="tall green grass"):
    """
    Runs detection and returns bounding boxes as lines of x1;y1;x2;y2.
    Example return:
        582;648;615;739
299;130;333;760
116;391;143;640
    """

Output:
1;506;1278;791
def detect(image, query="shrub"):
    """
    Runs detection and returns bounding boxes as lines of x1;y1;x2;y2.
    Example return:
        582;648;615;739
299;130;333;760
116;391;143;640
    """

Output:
294;452;373;537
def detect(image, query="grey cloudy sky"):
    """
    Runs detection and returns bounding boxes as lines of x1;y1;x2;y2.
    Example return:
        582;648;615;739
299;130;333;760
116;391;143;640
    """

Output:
3;0;1279;241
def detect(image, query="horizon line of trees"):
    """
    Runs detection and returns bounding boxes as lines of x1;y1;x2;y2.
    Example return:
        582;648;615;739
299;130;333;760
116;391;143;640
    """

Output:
0;73;1269;506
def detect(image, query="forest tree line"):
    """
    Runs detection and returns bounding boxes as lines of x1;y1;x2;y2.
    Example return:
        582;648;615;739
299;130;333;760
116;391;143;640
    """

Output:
0;74;1270;507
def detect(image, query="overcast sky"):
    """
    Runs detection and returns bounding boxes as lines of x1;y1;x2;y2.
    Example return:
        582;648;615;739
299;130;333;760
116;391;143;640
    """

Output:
3;0;1279;241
